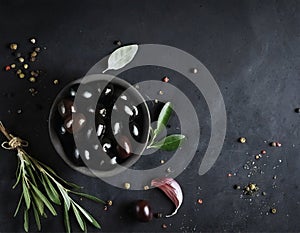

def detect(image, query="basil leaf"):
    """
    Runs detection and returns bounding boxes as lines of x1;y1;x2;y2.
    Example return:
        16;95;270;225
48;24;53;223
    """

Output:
153;102;173;139
149;134;186;151
103;44;138;73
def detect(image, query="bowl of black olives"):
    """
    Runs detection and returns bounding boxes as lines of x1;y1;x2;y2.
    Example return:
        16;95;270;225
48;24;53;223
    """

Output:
49;74;151;177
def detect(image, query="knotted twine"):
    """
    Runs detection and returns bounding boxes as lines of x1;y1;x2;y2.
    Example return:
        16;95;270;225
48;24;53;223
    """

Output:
0;121;28;153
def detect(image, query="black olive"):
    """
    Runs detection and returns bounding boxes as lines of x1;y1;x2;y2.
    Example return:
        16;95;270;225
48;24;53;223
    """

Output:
116;135;132;159
57;99;76;119
134;200;153;222
64;113;86;134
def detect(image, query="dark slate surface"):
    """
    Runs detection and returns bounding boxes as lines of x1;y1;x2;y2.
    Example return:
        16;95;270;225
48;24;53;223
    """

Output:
0;0;300;232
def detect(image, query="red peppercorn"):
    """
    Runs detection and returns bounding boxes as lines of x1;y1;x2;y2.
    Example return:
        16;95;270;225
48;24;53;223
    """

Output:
162;76;169;83
276;142;282;147
5;65;10;71
261;150;267;154
197;199;203;204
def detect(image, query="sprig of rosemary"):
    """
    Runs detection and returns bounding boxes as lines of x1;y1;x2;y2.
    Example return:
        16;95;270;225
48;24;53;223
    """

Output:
0;122;105;233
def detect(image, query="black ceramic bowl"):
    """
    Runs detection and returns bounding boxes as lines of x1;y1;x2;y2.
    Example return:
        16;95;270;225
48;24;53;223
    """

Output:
49;75;150;177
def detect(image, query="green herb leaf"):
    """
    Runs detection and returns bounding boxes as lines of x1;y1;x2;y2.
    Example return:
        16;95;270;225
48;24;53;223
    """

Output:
153;102;173;139
59;188;71;210
149;134;186;151
30;183;57;216
22;180;31;209
27;166;38;186
31;190;44;216
13;167;22;189
14;193;23;217
42;174;61;205
72;203;85;231
103;44;138;73
32;203;41;231
24;209;29;232
74;203;101;229
69;191;105;204
63;202;71;233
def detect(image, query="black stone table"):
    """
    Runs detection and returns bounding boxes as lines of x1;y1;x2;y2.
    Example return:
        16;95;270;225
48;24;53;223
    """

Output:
0;0;299;232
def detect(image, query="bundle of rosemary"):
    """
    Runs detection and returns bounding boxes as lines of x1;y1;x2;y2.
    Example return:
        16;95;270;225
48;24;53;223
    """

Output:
0;121;105;233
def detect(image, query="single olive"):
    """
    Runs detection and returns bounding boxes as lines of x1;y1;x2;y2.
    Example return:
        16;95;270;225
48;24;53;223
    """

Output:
64;113;86;134
134;200;153;222
116;135;132;159
58;99;76;118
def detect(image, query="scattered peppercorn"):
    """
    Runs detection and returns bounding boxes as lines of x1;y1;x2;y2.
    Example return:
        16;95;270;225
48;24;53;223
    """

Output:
30;57;36;62
29;88;38;96
192;68;198;74
244;183;259;195
159;90;164;95
114;40;122;46
144;185;149;190
19;73;25;79
239;137;247;143
29;77;36;83
103;206;108;211
197;199;203;204
23;64;28;69
124;182;131;189
107;200;113;206
233;184;241;190
255;155;260;160
276;142;282;147
160;159;165;164
31;51;37;57
162;76;169;83
154;213;163;218
166;167;172;173
18;57;24;63
5;66;11;71
154;99;159;103
34;47;41;52
10;43;18;50
162;224;168;229
10;64;16;69
53;79;59;85
271;208;277;214
261;150;267;154
16;69;22;75
271;142;277;147
30;38;36;44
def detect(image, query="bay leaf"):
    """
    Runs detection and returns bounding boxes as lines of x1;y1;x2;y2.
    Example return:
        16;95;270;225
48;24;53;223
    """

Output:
103;44;138;73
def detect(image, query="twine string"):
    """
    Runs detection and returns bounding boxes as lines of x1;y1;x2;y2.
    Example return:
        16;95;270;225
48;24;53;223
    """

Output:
0;121;28;150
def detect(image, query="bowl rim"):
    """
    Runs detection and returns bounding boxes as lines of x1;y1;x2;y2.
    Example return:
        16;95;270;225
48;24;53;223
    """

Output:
48;75;151;177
